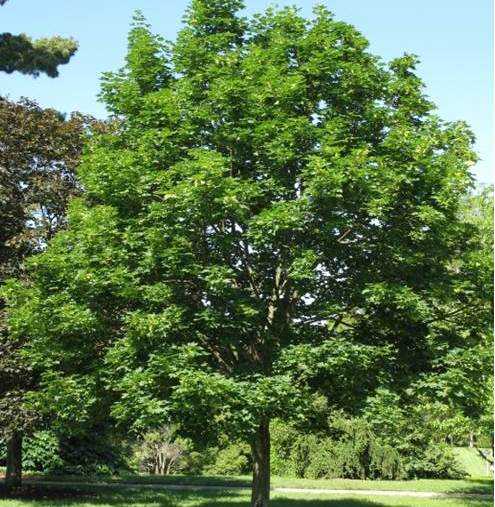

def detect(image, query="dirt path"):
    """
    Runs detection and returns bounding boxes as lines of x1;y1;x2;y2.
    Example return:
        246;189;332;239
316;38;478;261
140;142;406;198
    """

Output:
20;479;493;499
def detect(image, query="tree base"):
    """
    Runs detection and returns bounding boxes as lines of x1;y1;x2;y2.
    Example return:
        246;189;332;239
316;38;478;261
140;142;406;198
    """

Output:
251;419;270;507
5;432;23;489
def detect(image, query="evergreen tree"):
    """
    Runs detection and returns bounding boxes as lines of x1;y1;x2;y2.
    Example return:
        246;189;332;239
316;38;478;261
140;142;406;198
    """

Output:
0;0;77;77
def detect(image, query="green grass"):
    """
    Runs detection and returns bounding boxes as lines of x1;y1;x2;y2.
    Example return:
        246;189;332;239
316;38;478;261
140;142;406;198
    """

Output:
30;473;494;495
453;448;492;477
0;486;493;507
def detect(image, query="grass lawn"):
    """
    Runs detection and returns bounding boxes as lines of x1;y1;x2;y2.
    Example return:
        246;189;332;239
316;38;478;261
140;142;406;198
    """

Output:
0;486;493;507
30;473;494;495
453;448;492;477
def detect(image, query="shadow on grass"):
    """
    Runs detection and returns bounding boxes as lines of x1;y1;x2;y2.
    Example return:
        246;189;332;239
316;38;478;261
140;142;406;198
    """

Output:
0;486;383;506
35;473;254;488
445;478;494;495
1;486;493;507
30;473;495;495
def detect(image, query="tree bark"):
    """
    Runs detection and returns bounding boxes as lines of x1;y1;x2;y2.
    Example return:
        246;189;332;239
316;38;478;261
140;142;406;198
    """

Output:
469;431;476;448
251;419;270;507
5;432;22;488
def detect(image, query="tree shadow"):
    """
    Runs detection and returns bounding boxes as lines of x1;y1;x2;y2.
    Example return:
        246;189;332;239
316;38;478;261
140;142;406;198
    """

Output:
1;482;492;507
192;493;493;507
444;478;494;495
0;486;379;506
197;497;387;507
115;473;253;488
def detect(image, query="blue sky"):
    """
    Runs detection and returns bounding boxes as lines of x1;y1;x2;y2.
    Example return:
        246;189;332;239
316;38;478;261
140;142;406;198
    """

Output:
1;0;492;183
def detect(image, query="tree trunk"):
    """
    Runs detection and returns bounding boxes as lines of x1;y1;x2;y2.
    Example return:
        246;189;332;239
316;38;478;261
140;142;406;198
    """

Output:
469;431;475;448
5;432;22;488
251;419;270;507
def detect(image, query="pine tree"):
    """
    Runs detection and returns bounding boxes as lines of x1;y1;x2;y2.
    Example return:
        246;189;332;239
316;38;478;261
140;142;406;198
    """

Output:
0;0;77;77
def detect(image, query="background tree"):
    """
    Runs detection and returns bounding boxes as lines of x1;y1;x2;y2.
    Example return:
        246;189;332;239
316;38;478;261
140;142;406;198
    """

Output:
4;2;487;506
1;0;80;484
0;0;77;77
0;98;91;487
135;426;188;475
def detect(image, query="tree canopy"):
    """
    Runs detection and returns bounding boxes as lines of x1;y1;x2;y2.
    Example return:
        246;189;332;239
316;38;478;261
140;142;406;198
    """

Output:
0;1;77;77
3;2;489;506
0;98;94;487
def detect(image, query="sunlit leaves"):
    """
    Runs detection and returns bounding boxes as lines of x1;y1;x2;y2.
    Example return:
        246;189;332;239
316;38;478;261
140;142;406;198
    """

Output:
4;0;489;447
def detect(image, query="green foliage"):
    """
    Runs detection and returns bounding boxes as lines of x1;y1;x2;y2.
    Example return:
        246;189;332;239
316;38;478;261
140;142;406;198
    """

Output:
3;1;489;499
271;416;402;480
128;430;251;477
0;431;62;472
203;442;251;476
403;443;465;480
0;429;128;476
0;2;77;77
270;406;470;481
362;391;470;479
0;33;77;77
327;414;401;480
22;431;62;472
52;431;128;476
0;99;94;447
409;186;493;428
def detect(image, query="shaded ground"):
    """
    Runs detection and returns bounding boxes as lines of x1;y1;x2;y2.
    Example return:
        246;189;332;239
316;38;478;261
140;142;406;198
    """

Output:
27;474;494;495
0;484;493;507
8;479;493;500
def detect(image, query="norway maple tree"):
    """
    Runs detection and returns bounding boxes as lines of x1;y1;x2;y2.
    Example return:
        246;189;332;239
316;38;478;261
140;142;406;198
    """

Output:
4;2;485;505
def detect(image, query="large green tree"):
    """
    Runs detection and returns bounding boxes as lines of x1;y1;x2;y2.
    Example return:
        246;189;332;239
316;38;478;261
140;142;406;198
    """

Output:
4;2;485;505
0;98;91;487
0;0;77;77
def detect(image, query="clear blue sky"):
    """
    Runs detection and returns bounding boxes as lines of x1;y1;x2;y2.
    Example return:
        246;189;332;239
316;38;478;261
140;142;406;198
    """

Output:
1;0;492;183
